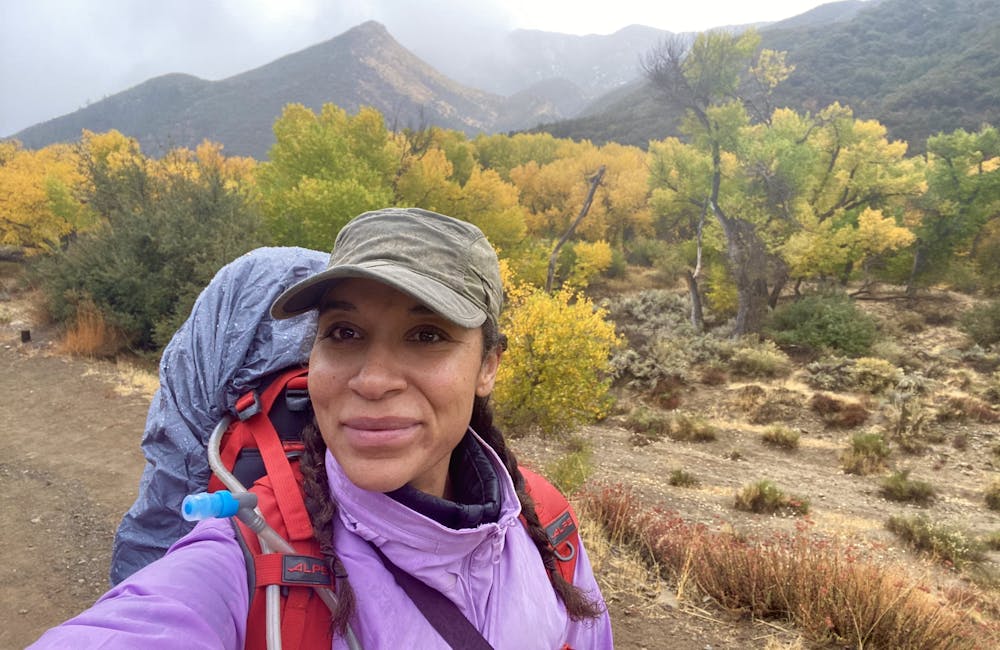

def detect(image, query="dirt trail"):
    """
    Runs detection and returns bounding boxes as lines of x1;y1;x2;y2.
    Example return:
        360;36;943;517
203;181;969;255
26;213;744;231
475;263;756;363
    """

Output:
0;344;149;649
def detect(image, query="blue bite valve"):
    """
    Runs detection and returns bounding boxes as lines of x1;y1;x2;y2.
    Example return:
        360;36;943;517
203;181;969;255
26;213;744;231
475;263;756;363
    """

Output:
182;490;247;521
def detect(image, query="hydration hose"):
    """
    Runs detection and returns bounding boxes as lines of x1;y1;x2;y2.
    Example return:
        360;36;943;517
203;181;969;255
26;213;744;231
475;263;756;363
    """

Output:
181;415;363;650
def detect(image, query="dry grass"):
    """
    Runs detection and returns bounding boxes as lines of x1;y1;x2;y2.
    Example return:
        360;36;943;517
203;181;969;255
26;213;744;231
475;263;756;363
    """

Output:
82;361;159;399
579;483;998;649
57;300;122;357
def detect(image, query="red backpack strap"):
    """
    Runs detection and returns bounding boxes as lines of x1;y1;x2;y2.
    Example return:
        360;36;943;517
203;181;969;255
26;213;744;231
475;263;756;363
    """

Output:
519;466;579;585
208;367;314;542
233;480;334;650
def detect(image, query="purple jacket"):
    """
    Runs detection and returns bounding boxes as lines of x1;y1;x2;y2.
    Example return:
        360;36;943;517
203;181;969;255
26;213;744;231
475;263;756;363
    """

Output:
31;437;614;649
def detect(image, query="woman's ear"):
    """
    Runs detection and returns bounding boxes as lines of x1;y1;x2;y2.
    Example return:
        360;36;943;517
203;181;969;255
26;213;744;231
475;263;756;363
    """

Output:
475;347;502;397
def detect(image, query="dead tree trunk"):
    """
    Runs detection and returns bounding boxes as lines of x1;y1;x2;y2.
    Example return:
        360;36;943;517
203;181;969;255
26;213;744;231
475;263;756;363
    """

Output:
546;166;606;293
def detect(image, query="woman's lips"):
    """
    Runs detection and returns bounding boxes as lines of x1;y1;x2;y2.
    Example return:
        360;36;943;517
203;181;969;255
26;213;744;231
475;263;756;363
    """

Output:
341;417;419;448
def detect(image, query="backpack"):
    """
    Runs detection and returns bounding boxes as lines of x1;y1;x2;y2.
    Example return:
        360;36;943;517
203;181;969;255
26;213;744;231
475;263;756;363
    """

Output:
209;366;581;649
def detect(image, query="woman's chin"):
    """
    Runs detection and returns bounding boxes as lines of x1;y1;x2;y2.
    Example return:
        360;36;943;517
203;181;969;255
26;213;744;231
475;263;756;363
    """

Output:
341;466;408;494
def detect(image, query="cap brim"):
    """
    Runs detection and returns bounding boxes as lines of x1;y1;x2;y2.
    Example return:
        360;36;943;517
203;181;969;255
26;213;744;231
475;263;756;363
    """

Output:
270;262;487;328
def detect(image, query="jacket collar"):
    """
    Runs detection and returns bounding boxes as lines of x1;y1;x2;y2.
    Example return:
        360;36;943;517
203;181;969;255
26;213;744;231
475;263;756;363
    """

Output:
386;431;501;529
325;428;521;555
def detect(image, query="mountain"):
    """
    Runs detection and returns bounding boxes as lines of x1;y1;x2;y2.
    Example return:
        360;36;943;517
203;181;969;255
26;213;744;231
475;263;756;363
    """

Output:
14;22;507;158
539;0;1000;152
12;0;998;158
13;20;680;159
416;24;671;108
13;20;677;158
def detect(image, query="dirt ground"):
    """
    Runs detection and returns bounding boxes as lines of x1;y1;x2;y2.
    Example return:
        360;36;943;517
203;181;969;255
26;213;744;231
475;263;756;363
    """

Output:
3;286;999;649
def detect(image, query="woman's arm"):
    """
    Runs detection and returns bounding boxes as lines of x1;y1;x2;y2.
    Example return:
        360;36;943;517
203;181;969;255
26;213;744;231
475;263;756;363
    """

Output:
31;518;250;650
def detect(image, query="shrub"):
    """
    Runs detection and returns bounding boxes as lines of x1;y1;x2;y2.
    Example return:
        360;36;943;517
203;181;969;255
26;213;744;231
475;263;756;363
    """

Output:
669;413;717;442
625;406;672;446
804;356;855;391
958;300;1000;347
57;298;122;357
810;393;870;428
767;294;877;357
850;357;902;394
986;481;1000;511
760;425;800;449
880;470;936;504
841;431;890;475
886;515;984;568
564;240;613;290
668;469;699;488
579;485;986;650
545;436;593;495
730;339;791;378
495;282;621;436
734;480;809;516
35;142;262;352
984;531;1000;551
625;236;671;268
937;394;1000;423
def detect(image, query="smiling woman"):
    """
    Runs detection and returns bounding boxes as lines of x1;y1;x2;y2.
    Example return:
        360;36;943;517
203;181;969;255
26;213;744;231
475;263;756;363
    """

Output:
29;207;613;650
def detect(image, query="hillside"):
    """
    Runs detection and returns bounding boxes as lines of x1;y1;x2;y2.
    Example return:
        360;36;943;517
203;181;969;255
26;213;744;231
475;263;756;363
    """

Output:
14;22;508;159
539;0;1000;151
10;0;999;158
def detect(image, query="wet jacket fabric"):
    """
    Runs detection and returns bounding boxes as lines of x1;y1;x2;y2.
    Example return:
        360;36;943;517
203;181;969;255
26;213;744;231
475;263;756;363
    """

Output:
110;247;329;584
31;438;615;649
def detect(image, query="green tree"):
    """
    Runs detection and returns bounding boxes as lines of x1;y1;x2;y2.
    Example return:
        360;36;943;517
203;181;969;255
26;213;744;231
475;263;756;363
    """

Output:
907;125;1000;294
257;104;399;250
37;137;262;351
645;31;922;334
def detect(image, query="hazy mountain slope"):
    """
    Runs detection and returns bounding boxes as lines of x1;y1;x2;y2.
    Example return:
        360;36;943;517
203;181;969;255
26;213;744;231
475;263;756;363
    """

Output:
541;0;1000;151
15;21;506;158
415;24;672;101
12;0;997;158
767;0;1000;149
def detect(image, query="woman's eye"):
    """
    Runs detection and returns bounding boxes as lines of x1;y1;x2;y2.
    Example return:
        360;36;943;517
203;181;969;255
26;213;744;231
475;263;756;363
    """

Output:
412;328;446;344
324;324;360;341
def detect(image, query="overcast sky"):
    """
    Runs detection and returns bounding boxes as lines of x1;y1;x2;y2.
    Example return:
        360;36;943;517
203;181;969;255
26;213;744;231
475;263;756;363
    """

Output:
0;0;846;137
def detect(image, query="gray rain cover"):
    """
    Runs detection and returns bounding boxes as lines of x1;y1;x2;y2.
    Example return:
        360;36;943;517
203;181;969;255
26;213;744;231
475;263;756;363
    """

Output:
109;246;328;584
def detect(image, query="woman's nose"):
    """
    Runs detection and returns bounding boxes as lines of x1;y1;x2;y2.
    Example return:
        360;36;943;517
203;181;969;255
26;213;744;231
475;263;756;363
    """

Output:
347;343;406;399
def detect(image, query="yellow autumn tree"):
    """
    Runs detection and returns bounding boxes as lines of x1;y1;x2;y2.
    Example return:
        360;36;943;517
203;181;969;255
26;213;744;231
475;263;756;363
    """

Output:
0;141;91;253
782;208;916;279
494;263;621;435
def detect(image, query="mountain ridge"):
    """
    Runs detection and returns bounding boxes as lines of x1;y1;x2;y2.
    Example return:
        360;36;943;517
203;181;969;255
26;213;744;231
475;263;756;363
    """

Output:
11;0;998;158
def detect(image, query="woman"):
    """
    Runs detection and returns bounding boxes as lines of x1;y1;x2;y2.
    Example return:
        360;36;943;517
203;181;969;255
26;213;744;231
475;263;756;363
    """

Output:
30;208;613;649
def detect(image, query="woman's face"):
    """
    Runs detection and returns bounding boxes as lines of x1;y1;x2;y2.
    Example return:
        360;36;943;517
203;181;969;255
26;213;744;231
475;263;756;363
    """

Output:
308;278;500;498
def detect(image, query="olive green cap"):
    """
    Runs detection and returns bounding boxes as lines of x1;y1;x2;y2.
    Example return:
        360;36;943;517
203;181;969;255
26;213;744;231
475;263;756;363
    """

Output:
270;208;503;328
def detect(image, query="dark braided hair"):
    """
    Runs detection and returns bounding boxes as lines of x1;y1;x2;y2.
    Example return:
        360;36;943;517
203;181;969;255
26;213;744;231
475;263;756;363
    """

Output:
470;393;604;620
299;420;356;635
296;316;602;634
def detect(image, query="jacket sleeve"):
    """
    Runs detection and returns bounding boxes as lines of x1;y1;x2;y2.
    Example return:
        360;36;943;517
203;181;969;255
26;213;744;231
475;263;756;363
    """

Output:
31;519;250;650
564;539;615;649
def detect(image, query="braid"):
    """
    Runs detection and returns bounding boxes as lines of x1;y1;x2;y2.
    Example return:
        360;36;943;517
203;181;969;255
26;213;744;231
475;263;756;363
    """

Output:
471;395;604;620
299;420;357;635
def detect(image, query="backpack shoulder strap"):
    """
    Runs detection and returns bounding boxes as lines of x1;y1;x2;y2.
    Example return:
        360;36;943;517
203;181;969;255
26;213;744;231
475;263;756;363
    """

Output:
209;367;313;541
233;477;333;650
518;466;580;585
